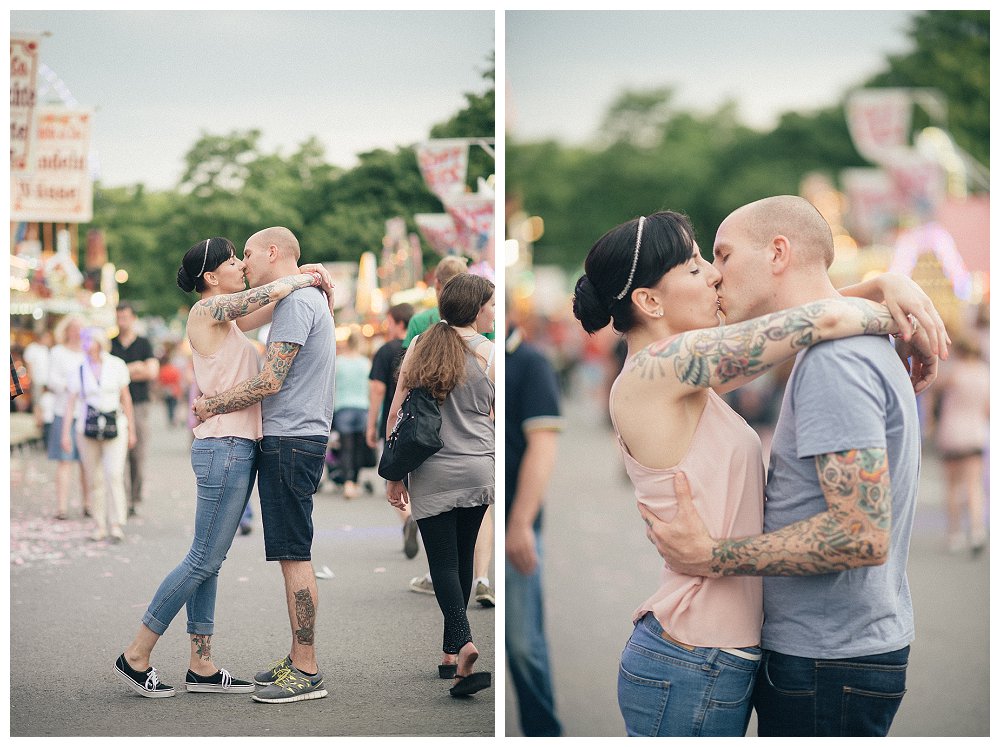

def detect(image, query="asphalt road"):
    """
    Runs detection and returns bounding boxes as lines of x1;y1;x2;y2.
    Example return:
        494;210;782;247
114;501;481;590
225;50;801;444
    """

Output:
10;406;495;738
505;387;989;738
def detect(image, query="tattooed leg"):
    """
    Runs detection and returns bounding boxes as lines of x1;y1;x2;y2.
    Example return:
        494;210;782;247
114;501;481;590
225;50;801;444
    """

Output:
281;560;320;673
188;633;216;675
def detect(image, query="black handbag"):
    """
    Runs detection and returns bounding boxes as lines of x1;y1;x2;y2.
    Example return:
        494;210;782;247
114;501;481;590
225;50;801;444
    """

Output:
377;387;443;481
80;365;118;440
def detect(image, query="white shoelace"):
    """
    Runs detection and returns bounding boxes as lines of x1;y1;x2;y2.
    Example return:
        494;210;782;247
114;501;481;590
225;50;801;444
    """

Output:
218;668;233;689
144;667;162;691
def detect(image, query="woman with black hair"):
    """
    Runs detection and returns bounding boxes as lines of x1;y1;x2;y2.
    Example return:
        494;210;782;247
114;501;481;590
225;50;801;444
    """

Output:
573;210;941;736
385;272;496;698
113;236;332;699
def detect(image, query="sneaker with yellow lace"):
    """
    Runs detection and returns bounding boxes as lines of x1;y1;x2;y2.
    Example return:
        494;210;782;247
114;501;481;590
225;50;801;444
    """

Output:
251;663;328;703
254;655;293;686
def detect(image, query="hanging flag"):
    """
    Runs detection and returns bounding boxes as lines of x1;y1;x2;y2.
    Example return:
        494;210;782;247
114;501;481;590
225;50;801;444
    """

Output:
444;193;494;263
10;34;41;172
11;106;94;222
414;213;459;256
845;89;913;164
415;139;469;200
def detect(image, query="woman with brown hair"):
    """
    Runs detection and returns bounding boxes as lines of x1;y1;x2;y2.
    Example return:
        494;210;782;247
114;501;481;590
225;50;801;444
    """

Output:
386;272;496;698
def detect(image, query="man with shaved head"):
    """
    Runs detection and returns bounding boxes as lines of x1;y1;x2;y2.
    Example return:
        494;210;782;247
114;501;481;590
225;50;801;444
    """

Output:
194;226;335;704
642;196;939;736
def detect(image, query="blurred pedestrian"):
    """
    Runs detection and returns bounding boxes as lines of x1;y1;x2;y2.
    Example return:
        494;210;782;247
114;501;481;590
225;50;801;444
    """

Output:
157;348;183;426
505;313;564;736
112;301;159;517
404;256;496;600
62;326;135;543
930;335;989;555
47;314;91;520
114;235;329;699
23;329;54;442
386;273;496;698
366;302;418;556
333;331;372;500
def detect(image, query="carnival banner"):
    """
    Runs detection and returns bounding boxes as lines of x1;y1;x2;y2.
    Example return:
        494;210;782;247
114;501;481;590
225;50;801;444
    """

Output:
11;106;94;223
841;168;897;245
10;34;41;171
414;213;459;256
415;139;469;200
443;193;494;262
885;150;945;220
845;89;913;164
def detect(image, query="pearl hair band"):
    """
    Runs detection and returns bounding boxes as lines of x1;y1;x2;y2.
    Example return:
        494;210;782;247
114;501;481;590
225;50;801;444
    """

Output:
614;216;645;301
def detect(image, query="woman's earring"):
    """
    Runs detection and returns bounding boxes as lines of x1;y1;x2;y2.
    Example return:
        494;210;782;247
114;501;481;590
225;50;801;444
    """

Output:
657;310;664;317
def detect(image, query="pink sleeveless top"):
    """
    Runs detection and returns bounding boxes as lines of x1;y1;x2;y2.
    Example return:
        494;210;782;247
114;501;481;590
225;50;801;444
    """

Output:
191;323;263;441
610;371;765;648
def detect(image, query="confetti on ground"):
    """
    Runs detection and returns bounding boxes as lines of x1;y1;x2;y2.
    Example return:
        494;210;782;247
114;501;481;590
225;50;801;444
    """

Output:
373;567;386;573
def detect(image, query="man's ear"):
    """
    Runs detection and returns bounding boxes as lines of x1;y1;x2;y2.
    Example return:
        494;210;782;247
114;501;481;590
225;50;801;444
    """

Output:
266;243;279;262
771;235;792;275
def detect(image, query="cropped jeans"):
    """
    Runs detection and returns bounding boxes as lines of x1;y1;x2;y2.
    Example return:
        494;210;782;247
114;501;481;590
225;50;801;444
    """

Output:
617;612;761;737
752;646;909;736
505;530;562;737
142;437;257;636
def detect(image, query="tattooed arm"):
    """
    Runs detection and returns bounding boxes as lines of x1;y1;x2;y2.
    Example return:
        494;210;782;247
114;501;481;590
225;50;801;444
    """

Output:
190;273;320;331
631;297;902;396
192;340;300;420
839;272;949;358
640;448;892;578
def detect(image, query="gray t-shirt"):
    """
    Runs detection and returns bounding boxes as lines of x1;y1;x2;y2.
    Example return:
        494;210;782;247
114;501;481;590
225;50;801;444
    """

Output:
262;288;335;437
762;336;920;658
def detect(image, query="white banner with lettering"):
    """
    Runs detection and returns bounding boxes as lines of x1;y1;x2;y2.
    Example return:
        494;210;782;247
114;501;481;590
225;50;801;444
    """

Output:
415;139;469;200
845;89;913;164
11;106;94;223
10;34;41;171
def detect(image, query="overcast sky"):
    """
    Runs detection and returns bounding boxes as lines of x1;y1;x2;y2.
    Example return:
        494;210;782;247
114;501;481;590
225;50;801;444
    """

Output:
10;10;494;190
506;10;919;142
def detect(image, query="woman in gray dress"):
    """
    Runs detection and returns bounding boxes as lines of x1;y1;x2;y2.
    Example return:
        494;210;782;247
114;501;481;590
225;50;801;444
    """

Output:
386;273;496;697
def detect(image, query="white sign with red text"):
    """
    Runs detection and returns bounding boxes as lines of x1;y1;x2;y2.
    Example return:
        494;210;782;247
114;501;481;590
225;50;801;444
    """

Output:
11;106;94;223
10;35;41;171
415;139;469;200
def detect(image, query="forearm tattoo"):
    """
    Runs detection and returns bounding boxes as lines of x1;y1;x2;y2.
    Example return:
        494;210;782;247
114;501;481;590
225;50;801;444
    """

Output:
294;589;316;646
192;275;311;323
191;634;211;662
203;342;300;415
710;447;891;576
632;298;895;387
633;302;828;386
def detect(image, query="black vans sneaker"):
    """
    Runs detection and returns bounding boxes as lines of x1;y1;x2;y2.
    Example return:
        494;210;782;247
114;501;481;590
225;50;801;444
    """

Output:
113;654;176;698
185;668;255;693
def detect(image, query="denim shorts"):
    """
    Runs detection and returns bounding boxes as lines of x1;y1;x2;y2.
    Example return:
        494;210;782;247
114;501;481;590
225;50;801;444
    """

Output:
47;415;80;461
617;612;761;737
257;434;327;561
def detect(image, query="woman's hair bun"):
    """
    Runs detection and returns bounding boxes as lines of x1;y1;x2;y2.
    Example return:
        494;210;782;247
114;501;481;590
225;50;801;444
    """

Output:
177;265;196;293
572;275;611;334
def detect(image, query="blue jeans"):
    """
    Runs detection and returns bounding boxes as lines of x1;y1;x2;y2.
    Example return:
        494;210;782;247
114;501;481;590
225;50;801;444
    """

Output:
618;612;761;736
143;437;257;636
257;435;327;561
505;530;562;737
753;646;909;736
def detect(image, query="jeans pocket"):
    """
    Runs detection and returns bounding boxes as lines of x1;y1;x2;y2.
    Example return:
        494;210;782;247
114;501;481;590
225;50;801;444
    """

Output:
290;446;325;497
191;448;220;489
708;657;759;708
840;686;906;736
762;653;815;696
618;657;671;737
